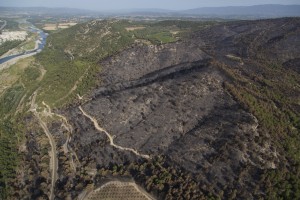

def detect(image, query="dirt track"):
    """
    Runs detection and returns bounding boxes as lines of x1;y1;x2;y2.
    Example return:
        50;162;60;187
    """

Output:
79;106;151;159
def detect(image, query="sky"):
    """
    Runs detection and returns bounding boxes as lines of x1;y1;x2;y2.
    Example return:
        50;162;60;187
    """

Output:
0;0;299;10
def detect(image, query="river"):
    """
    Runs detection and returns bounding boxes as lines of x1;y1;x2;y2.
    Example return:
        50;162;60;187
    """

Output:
0;24;48;64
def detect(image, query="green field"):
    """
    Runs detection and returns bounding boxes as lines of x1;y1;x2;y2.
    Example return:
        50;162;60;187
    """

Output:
0;40;23;56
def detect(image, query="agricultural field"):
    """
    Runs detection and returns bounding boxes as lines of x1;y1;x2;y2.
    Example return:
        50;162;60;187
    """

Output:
43;23;57;31
86;181;153;200
43;22;77;31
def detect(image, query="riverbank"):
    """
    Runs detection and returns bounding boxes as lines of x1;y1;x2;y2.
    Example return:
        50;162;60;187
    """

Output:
0;51;37;71
0;33;39;59
0;22;47;67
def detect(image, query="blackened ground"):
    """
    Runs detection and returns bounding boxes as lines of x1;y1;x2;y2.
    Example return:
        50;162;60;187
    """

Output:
65;29;280;198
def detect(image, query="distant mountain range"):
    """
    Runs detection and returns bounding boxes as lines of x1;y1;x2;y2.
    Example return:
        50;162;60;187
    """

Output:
0;4;300;18
181;4;300;17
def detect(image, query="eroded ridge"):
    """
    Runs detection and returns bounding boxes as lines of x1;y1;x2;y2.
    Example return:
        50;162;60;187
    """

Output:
79;106;151;159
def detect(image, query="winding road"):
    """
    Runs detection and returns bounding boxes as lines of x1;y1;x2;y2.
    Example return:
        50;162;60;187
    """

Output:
30;93;57;200
79;106;151;159
42;101;80;172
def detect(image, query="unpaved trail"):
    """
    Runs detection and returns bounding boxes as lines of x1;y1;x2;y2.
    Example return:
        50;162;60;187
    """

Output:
42;101;80;171
37;67;47;81
62;137;77;171
55;66;90;104
79;106;151;159
15;92;27;115
65;50;74;60
30;93;57;200
42;101;73;132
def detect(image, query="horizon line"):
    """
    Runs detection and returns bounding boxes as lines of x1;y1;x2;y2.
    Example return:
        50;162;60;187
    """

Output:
1;4;300;12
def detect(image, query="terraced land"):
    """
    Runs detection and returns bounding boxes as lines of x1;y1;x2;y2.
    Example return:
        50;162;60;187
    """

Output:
86;181;153;200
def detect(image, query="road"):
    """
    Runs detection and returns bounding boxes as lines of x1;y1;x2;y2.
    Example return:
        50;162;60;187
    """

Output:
0;20;7;30
79;106;151;159
42;101;80;172
30;93;57;200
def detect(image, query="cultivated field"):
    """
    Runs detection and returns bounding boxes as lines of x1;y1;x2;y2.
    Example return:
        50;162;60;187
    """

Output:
125;26;145;31
43;22;77;30
42;23;57;31
85;181;154;200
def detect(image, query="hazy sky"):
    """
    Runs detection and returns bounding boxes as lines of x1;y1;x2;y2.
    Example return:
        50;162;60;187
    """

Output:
1;0;299;10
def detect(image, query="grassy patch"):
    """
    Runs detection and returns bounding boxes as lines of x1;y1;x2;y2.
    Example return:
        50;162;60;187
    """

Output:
131;20;218;45
22;39;36;51
0;84;25;117
0;40;23;56
132;26;178;45
150;31;177;44
10;32;39;53
2;19;19;31
0;57;35;96
36;60;89;106
34;20;137;107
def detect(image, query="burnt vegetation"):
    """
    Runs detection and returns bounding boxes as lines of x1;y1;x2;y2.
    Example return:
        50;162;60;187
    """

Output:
1;17;300;199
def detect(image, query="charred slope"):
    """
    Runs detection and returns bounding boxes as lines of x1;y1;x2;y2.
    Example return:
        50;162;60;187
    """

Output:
44;18;300;200
7;18;300;200
194;17;300;199
196;17;300;65
63;21;288;199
